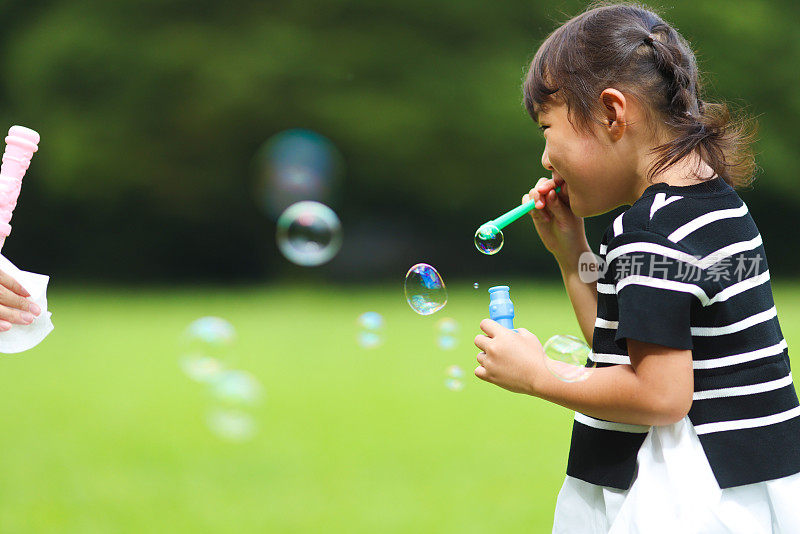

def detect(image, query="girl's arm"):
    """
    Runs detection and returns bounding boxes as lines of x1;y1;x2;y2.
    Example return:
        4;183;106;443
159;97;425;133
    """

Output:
532;337;693;426
525;178;597;346
475;320;694;427
559;258;597;347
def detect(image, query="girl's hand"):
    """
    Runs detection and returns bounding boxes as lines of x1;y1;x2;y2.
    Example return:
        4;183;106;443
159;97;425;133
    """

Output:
0;269;39;331
524;177;589;270
474;319;546;395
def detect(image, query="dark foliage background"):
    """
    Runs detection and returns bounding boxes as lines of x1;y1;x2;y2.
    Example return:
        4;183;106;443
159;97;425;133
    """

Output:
0;0;797;282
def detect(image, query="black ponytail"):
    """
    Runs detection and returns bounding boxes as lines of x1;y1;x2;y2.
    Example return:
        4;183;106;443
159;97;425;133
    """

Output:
643;23;757;186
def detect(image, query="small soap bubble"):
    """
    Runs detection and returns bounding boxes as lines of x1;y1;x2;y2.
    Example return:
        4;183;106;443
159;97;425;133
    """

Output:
358;331;383;349
206;408;257;442
474;224;504;255
179;354;224;383
253;129;343;217
437;336;457;350
357;312;385;331
444;365;465;391
180;317;236;372
404;263;447;315
437;318;459;335
435;318;459;350
446;365;464;379
210;370;264;405
356;312;384;349
444;378;464;391
473;282;479;289
543;335;596;383
185;317;236;345
276;201;342;266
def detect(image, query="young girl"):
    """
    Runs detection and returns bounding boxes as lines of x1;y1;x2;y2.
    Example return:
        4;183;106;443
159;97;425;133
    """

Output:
473;2;800;532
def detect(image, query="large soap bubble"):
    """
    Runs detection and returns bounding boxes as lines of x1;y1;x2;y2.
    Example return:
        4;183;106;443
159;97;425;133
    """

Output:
404;263;447;315
253;129;343;217
276;201;342;266
543;335;596;383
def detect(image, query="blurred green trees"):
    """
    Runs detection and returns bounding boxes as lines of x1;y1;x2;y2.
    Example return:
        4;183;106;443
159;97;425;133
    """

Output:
0;0;797;280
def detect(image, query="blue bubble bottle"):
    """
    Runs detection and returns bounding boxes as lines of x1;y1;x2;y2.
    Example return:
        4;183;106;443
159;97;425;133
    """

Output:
488;285;515;330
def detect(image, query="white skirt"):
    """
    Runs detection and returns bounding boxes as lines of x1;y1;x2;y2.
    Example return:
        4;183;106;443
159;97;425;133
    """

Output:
552;416;800;534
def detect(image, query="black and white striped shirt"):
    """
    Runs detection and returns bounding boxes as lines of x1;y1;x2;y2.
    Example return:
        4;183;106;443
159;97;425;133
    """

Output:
567;176;800;490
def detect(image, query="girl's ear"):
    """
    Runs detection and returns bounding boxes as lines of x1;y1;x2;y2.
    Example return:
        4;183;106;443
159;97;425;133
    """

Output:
600;88;627;141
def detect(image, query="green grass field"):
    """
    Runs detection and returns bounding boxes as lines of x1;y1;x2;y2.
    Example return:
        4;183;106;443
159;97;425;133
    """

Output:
1;280;799;533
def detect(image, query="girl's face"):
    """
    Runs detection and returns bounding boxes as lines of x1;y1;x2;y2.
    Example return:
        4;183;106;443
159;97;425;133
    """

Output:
537;100;639;217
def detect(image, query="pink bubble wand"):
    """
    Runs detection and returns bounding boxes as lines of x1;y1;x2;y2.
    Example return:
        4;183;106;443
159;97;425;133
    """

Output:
0;125;53;355
0;126;40;253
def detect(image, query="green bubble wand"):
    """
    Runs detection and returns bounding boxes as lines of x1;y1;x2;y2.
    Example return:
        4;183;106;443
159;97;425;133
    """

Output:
474;179;561;255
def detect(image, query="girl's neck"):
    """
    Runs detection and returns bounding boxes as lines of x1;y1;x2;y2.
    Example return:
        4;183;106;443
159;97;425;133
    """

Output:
629;151;717;204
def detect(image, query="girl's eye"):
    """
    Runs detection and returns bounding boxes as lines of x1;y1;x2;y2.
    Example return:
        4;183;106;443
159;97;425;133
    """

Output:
538;125;549;132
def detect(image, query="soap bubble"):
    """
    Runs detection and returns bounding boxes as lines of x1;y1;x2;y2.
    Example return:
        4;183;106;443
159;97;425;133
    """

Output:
210;370;264;405
276;201;342;266
357;312;384;330
185;316;236;346
179;354;224;383
180;317;236;375
437;336;457;350
474;224;504;255
543;335;596;383
437;318;458;335
357;331;382;349
404;263;447;315
473;282;479;289
445;378;464;391
206;408;257;442
357;312;384;349
436;318;459;350
253;129;343;217
446;365;464;379
444;365;464;391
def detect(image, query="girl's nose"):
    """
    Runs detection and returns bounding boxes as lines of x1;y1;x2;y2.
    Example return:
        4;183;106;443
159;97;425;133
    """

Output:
541;146;554;171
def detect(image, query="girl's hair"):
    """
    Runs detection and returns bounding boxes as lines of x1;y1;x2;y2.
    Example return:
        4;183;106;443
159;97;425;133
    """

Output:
523;1;758;188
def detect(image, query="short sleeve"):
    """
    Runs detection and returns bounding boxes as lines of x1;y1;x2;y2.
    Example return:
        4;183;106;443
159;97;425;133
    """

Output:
606;230;707;350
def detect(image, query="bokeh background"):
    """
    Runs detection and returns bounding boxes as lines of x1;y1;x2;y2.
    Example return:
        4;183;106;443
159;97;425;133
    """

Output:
0;0;798;531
